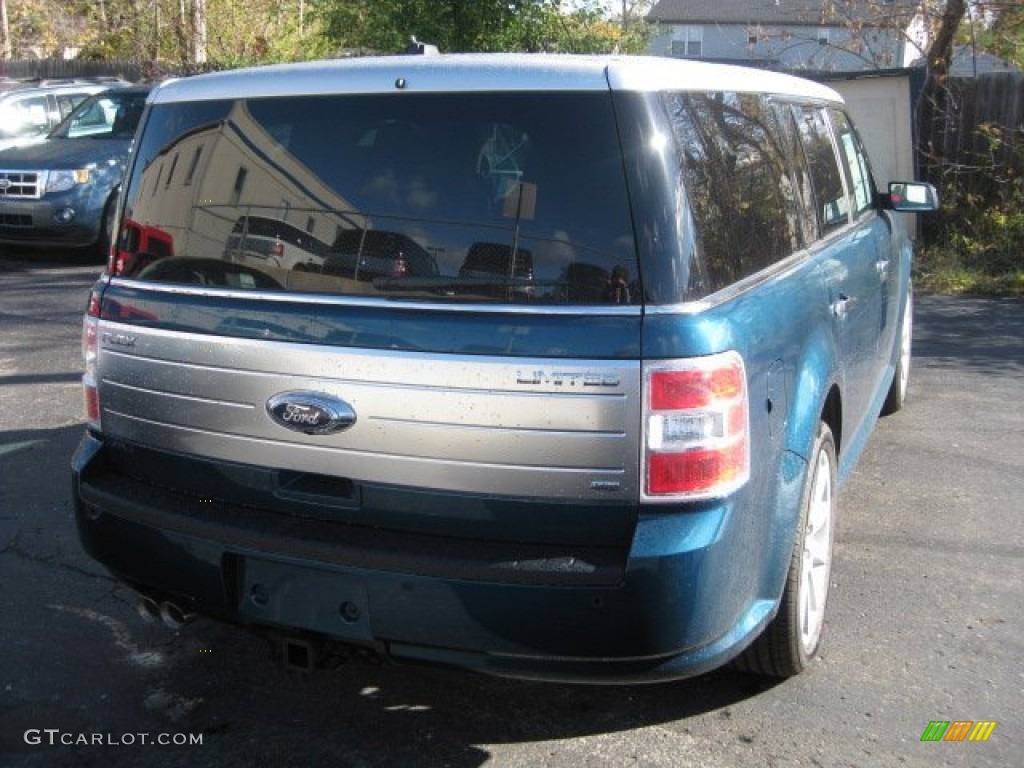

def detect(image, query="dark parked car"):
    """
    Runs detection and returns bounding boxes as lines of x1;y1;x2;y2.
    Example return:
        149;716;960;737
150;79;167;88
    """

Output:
457;242;534;299
0;85;149;256
322;228;439;282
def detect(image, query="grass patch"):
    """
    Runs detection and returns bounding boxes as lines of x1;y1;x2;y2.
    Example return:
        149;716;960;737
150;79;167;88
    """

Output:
914;246;1024;297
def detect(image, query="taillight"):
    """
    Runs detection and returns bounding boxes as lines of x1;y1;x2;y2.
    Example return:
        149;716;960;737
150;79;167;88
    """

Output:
82;291;101;431
643;351;749;500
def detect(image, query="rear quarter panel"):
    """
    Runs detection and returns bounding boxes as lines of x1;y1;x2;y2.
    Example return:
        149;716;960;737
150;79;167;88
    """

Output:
642;250;840;612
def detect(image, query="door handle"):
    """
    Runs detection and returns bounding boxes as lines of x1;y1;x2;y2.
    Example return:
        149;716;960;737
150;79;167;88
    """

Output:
832;294;854;319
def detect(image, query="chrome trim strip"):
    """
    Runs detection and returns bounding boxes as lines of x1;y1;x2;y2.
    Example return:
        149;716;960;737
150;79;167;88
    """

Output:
369;414;626;438
103;379;254;409
106;278;643;316
644;232;852;316
103;410;627;474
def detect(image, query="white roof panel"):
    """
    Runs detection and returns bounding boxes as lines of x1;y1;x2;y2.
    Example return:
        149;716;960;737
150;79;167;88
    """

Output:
149;54;842;104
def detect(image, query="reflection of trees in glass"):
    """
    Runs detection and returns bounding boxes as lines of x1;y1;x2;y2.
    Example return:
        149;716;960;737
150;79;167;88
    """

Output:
794;105;848;233
666;92;805;291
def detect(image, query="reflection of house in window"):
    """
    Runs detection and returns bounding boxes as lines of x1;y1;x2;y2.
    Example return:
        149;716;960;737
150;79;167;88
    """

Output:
184;146;203;185
127;101;359;263
231;167;248;205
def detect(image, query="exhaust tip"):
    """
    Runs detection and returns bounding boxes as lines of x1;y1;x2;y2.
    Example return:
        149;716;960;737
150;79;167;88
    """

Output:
159;600;196;631
136;594;161;624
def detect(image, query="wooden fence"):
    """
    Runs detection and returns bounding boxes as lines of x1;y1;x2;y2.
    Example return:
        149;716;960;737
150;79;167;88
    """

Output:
917;71;1023;261
0;58;143;83
918;71;1024;193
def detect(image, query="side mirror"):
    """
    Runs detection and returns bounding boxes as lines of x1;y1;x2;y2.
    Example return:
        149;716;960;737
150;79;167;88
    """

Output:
882;181;939;212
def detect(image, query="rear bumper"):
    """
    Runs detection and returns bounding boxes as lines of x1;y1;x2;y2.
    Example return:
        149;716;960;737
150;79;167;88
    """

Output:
72;432;777;683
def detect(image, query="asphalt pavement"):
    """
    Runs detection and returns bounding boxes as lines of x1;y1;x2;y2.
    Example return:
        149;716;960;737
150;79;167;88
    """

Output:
0;253;1021;767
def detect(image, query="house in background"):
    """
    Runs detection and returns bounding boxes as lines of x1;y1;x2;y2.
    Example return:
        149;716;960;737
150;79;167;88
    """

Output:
943;44;1020;76
647;0;927;72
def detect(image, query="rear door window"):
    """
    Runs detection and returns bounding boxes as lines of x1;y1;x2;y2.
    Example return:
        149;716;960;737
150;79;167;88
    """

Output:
56;94;87;121
117;92;638;306
664;91;808;293
829;108;876;218
792;105;849;235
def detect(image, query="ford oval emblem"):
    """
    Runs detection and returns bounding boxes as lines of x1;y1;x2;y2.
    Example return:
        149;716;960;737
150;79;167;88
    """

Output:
266;391;356;435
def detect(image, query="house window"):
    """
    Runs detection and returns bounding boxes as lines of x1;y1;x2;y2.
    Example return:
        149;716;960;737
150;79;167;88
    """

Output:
671;26;703;58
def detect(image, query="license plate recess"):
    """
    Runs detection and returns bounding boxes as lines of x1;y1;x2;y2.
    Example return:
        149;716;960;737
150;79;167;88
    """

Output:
239;557;372;643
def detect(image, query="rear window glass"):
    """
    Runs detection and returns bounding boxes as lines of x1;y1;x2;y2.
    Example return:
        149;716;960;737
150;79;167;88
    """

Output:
116;92;638;306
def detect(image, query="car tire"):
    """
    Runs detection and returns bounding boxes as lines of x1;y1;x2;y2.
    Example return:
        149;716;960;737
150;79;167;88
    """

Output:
880;288;913;416
735;420;837;678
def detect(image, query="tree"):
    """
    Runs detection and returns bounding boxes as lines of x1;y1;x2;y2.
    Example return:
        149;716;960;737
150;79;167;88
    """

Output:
1;0;11;59
192;0;208;64
313;0;650;55
970;1;1024;68
926;0;968;78
615;0;654;35
73;1;330;70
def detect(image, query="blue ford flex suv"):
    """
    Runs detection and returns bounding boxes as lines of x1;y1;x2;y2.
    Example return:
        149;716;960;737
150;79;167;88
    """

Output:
73;55;936;682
